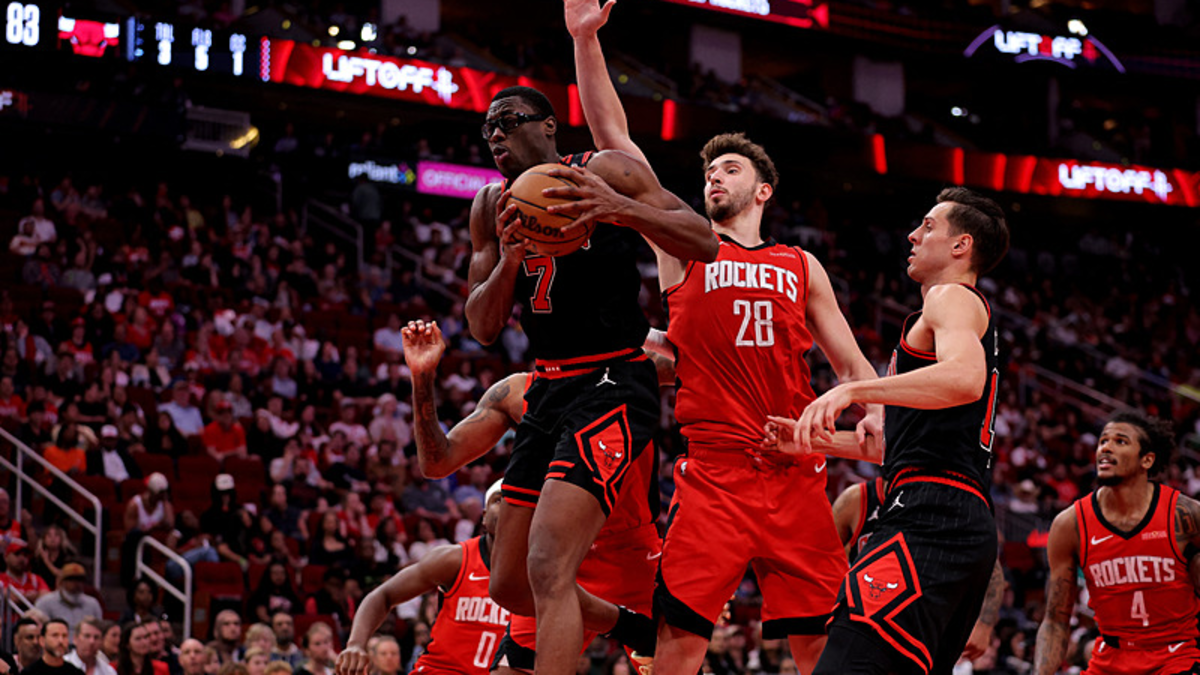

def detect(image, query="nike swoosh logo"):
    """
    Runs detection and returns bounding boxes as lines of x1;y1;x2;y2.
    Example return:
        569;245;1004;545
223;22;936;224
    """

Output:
814;460;826;473
1090;535;1114;545
646;552;662;561
468;573;489;581
1169;642;1185;653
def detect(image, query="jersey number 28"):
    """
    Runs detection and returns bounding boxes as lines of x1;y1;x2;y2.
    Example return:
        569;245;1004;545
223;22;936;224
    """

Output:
734;300;774;347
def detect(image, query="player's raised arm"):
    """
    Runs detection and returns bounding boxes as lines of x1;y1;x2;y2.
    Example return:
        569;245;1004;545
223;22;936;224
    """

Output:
465;184;525;345
404;320;524;479
566;0;647;164
336;544;463;675
543;155;717;262
1034;508;1081;675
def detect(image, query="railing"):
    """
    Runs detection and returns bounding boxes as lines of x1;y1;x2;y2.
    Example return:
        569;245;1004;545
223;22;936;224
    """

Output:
2;584;33;650
0;428;102;588
1018;364;1131;421
304;198;461;305
990;304;1200;406
302;200;366;272
135;536;194;639
385;243;461;304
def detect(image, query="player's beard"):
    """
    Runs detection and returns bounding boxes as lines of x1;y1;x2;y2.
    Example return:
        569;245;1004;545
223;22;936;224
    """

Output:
706;188;753;223
1096;473;1124;487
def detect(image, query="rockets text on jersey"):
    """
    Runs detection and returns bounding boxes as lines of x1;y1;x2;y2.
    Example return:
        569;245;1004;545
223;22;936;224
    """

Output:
665;236;816;452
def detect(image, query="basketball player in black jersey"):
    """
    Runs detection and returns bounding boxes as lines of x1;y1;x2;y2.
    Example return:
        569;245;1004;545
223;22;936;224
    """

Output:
777;188;1010;674
466;85;717;674
831;478;1007;663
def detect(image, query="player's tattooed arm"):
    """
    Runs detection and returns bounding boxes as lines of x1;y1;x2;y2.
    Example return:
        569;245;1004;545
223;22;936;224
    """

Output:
421;375;525;480
1035;508;1080;675
978;557;1006;627
1175;495;1200;588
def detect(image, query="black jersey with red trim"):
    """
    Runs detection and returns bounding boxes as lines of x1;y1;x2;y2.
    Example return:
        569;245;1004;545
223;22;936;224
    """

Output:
882;284;999;492
848;477;887;563
510;152;649;361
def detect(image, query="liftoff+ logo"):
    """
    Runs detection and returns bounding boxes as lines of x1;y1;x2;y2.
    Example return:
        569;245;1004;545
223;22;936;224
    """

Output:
321;53;459;103
1057;164;1173;202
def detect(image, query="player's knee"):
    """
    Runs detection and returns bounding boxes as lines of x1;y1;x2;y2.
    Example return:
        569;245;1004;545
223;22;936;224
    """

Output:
526;541;574;598
489;574;535;616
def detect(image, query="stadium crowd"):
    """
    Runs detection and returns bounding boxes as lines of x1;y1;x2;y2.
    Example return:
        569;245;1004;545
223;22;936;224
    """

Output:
0;144;1195;675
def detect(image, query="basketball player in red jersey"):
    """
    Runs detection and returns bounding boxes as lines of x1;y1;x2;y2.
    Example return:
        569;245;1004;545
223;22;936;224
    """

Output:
1036;412;1200;675
466;78;716;671
334;484;508;675
401;319;668;674
831;478;1007;662
566;2;881;671
778;187;1008;674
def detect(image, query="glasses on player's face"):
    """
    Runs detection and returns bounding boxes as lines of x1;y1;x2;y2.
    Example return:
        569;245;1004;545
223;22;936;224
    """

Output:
481;112;549;140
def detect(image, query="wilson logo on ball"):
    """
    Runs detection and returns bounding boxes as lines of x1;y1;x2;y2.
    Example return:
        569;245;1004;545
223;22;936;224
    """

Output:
507;162;596;257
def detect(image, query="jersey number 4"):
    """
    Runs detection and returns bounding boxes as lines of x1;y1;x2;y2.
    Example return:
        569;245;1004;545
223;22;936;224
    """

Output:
1130;590;1150;627
734;300;774;347
524;258;556;313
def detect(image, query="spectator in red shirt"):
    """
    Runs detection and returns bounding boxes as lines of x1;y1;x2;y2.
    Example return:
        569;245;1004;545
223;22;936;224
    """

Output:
202;399;247;463
137;281;175;321
0;375;26;422
0;539;50;602
125;308;156;353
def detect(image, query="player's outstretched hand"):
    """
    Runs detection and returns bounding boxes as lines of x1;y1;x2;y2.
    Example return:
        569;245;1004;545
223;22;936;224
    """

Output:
334;645;371;675
402;320;446;376
794;385;853;454
763;416;802;455
543;165;634;235
565;0;617;38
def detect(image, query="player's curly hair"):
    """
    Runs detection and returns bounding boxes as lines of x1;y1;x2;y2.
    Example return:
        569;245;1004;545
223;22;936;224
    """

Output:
1109;410;1175;476
700;133;779;191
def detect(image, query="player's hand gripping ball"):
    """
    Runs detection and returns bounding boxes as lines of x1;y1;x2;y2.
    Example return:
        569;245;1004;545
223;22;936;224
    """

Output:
506;163;596;257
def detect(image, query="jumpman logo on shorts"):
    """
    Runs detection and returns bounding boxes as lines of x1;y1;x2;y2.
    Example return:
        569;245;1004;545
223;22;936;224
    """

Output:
596;368;616;387
888;491;905;512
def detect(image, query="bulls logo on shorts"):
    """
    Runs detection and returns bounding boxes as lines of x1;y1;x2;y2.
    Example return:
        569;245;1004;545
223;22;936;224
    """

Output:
574;406;634;513
844;533;931;673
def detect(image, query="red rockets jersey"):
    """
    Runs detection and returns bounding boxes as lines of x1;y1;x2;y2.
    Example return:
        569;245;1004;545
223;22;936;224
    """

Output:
1075;484;1200;647
665;236;815;451
412;536;509;674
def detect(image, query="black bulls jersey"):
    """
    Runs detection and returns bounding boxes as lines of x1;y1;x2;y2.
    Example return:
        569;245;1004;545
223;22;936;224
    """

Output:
511;152;649;361
882;284;999;492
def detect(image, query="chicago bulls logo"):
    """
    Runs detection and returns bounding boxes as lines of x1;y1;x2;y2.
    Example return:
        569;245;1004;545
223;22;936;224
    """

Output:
861;573;900;600
574;406;633;513
842;533;932;673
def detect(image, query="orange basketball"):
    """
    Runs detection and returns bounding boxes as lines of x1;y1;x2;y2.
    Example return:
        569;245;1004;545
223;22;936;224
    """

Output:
507;163;596;257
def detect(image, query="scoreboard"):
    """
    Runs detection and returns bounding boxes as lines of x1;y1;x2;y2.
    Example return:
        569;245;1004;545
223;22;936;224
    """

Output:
4;0;258;77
